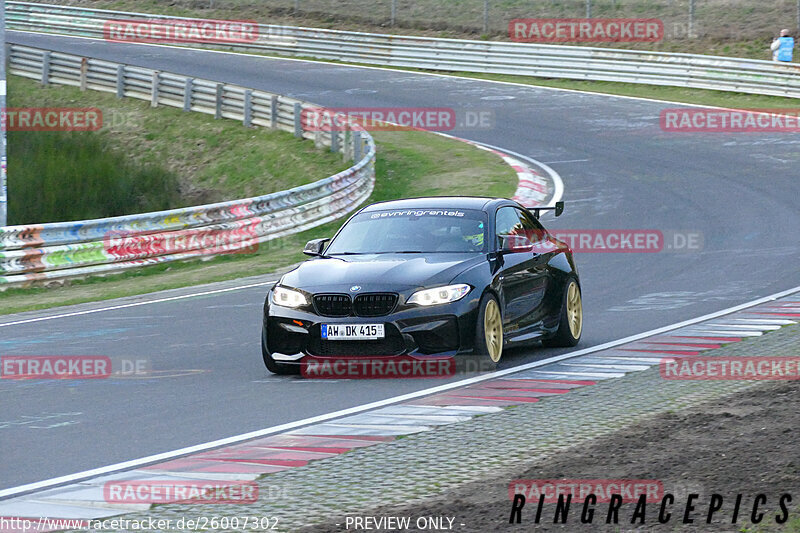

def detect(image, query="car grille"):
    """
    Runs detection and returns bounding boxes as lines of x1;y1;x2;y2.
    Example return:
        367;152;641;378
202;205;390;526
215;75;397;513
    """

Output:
313;294;352;317
307;324;406;356
313;293;398;317
353;293;398;317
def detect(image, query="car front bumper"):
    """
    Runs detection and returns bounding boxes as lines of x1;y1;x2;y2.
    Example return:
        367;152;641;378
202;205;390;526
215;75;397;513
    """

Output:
263;291;481;362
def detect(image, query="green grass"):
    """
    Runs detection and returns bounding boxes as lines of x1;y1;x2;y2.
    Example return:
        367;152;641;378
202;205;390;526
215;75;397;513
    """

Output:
8;130;180;224
6;74;351;218
0;129;517;314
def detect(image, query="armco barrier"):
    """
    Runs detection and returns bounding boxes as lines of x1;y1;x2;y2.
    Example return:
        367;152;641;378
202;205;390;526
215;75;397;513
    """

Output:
6;1;800;98
0;44;376;287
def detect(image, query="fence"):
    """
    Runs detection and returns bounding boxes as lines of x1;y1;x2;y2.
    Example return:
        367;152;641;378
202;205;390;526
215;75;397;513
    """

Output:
247;0;800;42
16;0;800;43
0;43;376;287
6;2;800;98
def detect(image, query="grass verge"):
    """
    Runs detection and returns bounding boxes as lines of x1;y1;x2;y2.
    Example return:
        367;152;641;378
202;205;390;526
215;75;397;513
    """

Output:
0;130;517;315
7;74;351;221
33;0;798;60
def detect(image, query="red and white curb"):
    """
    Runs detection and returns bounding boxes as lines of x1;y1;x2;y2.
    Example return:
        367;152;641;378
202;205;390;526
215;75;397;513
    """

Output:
1;292;797;531
465;142;552;208
434;133;559;208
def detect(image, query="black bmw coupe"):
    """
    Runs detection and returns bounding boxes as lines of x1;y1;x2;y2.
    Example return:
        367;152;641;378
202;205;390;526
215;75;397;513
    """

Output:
261;197;582;374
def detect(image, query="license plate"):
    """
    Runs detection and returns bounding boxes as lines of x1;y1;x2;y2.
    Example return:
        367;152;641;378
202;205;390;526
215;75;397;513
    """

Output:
321;324;385;340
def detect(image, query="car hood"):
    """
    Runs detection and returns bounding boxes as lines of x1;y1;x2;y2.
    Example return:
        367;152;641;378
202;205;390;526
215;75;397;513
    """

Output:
280;253;484;292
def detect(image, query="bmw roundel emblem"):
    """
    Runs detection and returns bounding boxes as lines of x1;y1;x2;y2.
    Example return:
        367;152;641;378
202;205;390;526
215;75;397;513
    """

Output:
349;285;361;292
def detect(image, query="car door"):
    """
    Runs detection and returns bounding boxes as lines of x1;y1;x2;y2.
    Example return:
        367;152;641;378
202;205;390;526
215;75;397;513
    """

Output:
494;206;548;336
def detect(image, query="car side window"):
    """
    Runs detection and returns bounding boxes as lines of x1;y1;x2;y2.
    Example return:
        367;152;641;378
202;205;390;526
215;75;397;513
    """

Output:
515;208;545;243
496;207;533;251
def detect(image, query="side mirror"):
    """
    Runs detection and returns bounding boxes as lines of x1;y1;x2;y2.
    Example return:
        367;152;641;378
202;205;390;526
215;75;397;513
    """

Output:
303;238;329;257
554;201;564;217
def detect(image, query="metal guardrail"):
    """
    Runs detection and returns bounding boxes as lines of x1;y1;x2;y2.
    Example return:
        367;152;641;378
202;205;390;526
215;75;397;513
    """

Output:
0;43;376;287
6;1;800;98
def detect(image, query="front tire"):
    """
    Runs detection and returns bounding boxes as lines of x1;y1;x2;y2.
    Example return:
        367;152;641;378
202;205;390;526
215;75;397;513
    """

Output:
261;328;299;375
475;293;503;362
542;277;582;348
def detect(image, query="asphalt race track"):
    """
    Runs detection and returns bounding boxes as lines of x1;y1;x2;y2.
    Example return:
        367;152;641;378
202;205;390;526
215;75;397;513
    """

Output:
2;31;799;491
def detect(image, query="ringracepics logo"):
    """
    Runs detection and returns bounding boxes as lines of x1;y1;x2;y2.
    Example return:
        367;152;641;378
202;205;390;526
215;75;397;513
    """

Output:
660;357;800;380
104;19;259;44
301;107;494;132
510;19;663;42
509;486;793;526
661;108;800;132
1;356;111;379
301;356;455;379
103;480;258;504
1;108;102;131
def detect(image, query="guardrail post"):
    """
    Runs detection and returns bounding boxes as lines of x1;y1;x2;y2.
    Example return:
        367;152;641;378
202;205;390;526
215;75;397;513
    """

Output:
353;130;362;161
81;57;89;91
243;89;252;127
293;102;302;138
215;83;223;119
343;127;351;161
41;51;50;86
183;78;192;111
330;127;339;153
80;57;88;91
270;95;278;129
151;71;159;108
116;65;125;98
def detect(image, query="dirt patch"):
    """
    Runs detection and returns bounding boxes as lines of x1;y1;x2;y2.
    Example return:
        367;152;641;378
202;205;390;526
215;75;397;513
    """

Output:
311;379;800;532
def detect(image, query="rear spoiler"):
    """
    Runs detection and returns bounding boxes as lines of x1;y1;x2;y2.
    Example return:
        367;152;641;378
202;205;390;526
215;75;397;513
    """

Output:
532;201;564;219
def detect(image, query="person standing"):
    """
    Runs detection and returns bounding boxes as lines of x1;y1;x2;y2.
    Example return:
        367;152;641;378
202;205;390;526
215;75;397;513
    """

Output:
771;29;794;62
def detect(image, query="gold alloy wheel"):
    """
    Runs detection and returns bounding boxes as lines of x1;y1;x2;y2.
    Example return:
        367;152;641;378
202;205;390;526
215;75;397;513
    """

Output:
567;281;583;340
484;299;503;363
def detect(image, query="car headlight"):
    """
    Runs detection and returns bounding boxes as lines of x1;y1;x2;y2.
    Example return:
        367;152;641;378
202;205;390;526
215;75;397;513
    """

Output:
407;284;472;306
271;286;309;308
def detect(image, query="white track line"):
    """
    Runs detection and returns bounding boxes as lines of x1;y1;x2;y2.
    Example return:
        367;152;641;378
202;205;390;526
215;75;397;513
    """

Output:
0;281;275;328
1;284;798;500
470;140;565;206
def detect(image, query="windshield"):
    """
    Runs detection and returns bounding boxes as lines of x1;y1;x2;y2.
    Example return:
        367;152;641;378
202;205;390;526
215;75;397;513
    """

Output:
325;208;487;254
